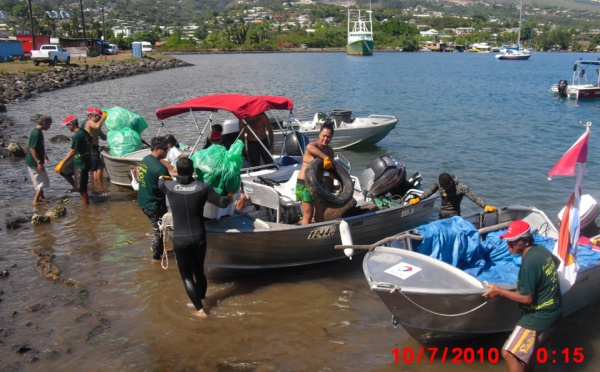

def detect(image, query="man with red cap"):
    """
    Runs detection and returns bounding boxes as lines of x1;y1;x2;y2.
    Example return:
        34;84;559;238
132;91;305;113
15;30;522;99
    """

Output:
483;220;563;372
84;107;107;184
56;115;92;204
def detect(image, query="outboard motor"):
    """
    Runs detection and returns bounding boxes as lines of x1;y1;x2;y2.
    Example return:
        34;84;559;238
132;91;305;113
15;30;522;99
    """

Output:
558;79;569;98
359;155;406;198
284;131;309;156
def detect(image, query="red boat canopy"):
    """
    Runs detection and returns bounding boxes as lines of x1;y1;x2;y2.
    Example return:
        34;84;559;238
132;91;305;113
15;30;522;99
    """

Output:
155;94;294;120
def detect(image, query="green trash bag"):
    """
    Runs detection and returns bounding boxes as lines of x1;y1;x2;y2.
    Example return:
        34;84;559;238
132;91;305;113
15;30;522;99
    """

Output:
190;139;244;194
107;127;142;157
103;106;148;134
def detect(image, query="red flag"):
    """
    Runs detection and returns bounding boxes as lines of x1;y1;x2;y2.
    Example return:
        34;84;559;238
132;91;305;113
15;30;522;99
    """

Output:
547;128;589;179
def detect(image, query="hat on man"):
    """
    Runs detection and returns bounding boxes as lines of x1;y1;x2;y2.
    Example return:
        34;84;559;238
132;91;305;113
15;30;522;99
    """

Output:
500;220;531;241
210;131;223;141
61;115;78;126
87;107;102;116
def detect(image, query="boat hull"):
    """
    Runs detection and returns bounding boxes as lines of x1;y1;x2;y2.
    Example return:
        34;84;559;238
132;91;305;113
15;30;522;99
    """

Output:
346;40;374;56
102;148;150;187
495;53;531;60
186;197;437;278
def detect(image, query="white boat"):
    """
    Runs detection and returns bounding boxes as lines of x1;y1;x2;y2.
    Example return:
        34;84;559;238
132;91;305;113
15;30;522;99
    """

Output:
495;0;531;60
470;42;491;53
102;100;398;188
341;205;600;344
549;60;600;99
346;8;374;56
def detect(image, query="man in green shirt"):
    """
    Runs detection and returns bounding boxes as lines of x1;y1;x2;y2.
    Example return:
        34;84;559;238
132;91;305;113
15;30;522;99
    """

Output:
26;115;53;206
483;220;563;371
137;136;170;261
56;116;92;204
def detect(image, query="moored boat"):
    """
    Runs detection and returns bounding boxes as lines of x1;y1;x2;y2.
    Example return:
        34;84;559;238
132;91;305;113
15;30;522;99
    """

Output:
495;0;531;61
341;205;600;344
346;8;374;56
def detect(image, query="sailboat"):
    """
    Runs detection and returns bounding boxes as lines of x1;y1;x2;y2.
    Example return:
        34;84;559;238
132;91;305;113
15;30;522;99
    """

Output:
495;0;531;60
346;8;374;56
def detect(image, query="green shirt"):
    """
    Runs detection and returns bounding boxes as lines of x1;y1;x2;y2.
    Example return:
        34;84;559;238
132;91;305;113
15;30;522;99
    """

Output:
137;154;169;211
517;244;563;331
26;127;45;168
72;128;92;170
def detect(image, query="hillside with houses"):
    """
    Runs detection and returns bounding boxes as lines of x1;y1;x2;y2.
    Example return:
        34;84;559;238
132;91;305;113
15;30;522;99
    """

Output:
1;0;600;54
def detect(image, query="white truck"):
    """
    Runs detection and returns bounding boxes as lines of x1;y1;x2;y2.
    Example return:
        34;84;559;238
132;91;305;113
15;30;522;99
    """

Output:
31;44;71;66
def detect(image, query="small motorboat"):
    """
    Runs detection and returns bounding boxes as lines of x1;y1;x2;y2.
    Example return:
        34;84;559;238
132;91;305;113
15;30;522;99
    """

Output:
549;60;600;99
340;205;600;344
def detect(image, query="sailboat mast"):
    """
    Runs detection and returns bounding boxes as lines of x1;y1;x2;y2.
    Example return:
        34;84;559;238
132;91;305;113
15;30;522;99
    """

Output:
518;0;523;48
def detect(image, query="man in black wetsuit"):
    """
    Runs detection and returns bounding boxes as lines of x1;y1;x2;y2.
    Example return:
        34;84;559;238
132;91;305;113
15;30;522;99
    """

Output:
410;173;497;219
159;157;233;318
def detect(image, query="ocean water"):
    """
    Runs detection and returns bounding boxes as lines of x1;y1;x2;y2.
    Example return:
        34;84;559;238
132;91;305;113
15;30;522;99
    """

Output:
1;51;599;371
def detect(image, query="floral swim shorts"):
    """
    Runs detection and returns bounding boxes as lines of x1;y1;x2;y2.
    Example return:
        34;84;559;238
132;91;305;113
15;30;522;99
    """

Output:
295;179;313;203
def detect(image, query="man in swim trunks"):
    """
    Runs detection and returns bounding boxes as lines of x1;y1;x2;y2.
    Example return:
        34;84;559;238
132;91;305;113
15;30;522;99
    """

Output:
84;107;107;184
159;157;233;318
56;115;92;204
296;123;335;225
483;220;563;371
239;112;274;166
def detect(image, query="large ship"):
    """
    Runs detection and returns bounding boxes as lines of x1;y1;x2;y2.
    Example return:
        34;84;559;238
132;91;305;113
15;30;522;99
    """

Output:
346;8;374;56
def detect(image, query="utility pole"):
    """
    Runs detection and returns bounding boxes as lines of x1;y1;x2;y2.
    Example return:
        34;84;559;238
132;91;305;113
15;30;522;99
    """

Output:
27;0;36;51
79;0;87;43
102;3;105;40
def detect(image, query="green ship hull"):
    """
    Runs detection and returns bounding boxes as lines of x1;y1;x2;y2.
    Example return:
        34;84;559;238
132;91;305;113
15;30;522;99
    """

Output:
346;40;374;56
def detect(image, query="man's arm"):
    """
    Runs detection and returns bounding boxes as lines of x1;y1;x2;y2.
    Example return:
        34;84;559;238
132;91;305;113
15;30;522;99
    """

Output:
458;182;487;208
483;284;533;305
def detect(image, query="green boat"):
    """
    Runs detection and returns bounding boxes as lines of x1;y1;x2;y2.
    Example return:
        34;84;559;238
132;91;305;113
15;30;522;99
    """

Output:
347;9;374;56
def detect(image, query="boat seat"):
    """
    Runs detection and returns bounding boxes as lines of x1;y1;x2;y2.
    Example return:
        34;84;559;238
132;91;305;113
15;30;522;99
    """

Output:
274;170;300;208
243;171;301;223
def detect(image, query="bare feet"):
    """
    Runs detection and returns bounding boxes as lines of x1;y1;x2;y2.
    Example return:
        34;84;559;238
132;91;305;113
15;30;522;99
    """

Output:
194;309;208;319
32;201;47;206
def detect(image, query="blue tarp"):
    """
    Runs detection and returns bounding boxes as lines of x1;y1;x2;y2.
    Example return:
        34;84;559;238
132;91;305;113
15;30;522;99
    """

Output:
414;216;600;285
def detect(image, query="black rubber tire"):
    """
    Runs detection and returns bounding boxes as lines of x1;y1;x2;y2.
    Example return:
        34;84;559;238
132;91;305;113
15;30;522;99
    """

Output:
305;158;353;208
34;60;39;66
52;57;57;66
66;57;70;65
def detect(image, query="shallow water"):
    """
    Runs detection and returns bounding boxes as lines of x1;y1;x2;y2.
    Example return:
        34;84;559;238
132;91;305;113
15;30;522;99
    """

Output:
1;51;600;371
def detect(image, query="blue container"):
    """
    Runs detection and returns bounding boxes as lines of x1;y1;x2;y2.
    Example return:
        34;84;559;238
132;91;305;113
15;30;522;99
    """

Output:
131;42;142;58
0;40;24;62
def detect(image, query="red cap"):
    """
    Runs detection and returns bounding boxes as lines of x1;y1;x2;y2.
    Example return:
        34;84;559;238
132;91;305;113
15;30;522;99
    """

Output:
61;115;78;126
500;220;531;241
210;131;222;141
87;107;102;116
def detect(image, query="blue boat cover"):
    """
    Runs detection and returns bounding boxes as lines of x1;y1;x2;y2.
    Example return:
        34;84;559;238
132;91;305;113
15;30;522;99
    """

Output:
414;216;600;285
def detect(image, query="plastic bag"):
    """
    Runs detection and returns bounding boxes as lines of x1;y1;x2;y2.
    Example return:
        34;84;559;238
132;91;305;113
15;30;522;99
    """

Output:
107;127;142;156
103;106;148;134
190;139;243;194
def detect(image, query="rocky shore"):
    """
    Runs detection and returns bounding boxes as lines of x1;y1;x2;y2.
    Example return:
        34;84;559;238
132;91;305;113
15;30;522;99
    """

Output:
0;56;192;157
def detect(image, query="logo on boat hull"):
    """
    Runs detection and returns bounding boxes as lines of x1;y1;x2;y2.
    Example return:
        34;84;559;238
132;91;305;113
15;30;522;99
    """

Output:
384;262;422;279
307;225;337;239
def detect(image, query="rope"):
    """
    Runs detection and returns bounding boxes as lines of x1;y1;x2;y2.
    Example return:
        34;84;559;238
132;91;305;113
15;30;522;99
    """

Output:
387;285;489;317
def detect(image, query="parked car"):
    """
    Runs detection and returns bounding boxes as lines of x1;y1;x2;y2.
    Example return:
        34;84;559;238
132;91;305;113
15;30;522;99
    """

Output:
140;41;152;52
103;43;119;55
31;44;70;66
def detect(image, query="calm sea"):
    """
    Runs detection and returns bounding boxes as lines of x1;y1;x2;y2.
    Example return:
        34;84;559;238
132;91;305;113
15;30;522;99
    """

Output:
1;51;599;371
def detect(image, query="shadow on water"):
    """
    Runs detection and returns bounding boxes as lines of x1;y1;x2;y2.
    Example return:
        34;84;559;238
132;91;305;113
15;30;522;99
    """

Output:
204;254;365;311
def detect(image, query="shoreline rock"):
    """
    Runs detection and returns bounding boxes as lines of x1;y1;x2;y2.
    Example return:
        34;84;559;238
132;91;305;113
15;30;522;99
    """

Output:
0;57;192;105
